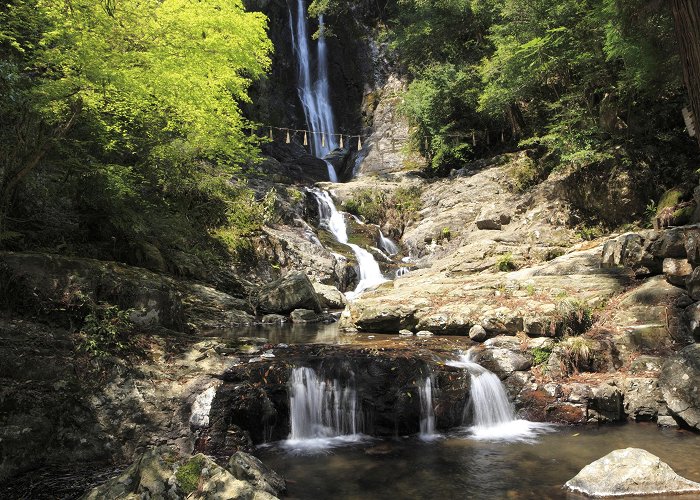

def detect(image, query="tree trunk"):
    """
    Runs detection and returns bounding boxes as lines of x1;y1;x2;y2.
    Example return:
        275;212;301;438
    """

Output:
671;0;700;148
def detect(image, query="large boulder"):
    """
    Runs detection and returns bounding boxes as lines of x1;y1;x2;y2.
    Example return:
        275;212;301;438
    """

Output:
228;452;286;496
565;448;700;497
312;282;347;310
659;344;700;430
83;447;280;500
257;272;322;314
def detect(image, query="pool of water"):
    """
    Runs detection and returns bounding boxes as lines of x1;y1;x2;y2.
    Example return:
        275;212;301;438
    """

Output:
258;423;700;500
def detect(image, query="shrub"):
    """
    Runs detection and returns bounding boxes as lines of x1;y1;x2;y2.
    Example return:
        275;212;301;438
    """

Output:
495;252;516;272
532;346;552;365
560;337;596;375
77;304;135;359
551;298;594;337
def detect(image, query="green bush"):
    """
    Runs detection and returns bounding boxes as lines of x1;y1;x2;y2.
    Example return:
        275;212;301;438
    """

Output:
495;252;516;272
77;304;134;359
532;346;552;365
176;455;206;495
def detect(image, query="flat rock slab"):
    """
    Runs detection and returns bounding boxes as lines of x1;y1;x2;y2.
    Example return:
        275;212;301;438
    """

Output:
565;448;700;497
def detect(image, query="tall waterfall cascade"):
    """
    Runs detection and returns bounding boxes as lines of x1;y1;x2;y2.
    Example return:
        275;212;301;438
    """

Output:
289;0;338;181
286;367;363;448
418;376;438;440
311;189;387;297
447;351;554;441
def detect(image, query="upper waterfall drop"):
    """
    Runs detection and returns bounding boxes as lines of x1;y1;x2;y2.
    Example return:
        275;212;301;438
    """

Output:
289;0;338;168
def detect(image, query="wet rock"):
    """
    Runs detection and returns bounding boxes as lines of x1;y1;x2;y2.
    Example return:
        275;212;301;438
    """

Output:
663;258;693;286
469;324;488;342
257;272;322;314
659;344;700;430
565;448;700;497
290;309;321;323
228;452;286;496
261;314;287;325
589;383;624;422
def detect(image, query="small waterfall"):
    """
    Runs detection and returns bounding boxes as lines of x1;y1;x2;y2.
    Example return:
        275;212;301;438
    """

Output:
311;189;387;297
418;377;438;440
378;230;399;256
447;351;554;441
289;0;338;166
396;267;410;278
287;367;362;447
325;160;338;183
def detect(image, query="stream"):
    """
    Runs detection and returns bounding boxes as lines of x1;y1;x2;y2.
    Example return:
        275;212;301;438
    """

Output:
258;424;700;500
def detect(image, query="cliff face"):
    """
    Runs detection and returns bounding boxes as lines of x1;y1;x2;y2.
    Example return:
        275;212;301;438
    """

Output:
243;0;375;137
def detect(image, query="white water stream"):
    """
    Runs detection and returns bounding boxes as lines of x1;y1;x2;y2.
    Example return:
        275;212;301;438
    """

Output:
418;377;438;441
285;367;364;450
311;189;387;297
447;351;554;441
289;0;338;181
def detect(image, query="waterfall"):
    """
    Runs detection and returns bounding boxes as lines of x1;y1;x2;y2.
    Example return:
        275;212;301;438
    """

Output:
289;0;338;182
418;377;438;440
447;351;554;441
311;189;387;297
286;367;362;449
396;267;409;278
378;230;399;256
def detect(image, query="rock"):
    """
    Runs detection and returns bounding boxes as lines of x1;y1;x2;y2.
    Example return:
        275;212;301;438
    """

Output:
261;314;287;325
659;344;700;430
685;227;700;267
290;309;321;323
649;227;688;259
84;447;280;500
601;232;661;276
565;448;700;497
416;330;434;337
312;282;347;310
686;267;700;301
684;302;700;342
399;329;414;336
663;258;693;286
228;452;286;496
190;386;218;429
475;217;503;230
589;383;624;422
469;324;489;342
476;348;531;376
257;272;322;314
623;378;661;422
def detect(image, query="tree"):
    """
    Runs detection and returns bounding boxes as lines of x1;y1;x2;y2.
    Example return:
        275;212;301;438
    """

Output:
0;0;272;225
670;0;700;148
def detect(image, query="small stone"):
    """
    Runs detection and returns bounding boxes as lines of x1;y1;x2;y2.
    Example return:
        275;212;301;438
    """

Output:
469;324;489;342
399;329;414;337
261;314;287;325
290;309;321;323
416;330;434;337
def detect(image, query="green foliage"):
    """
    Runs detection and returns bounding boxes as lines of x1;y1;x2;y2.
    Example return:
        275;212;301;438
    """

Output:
532;346;552;365
495;252;516;272
77;304;134;359
176;455;206;495
560;336;596;375
577;224;603;241
343;186;422;237
552;298;594;337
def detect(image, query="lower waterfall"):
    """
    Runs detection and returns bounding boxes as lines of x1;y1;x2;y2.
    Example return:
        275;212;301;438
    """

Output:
447;351;554;441
285;367;364;449
418;377;438;441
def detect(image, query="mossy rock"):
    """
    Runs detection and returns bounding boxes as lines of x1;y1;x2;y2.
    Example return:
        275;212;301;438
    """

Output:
176;454;206;495
657;186;693;215
673;205;695;224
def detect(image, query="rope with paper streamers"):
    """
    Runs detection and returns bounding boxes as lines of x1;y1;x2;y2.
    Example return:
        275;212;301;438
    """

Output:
260;124;509;152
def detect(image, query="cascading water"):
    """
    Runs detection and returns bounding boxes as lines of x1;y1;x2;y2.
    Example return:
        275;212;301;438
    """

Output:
418;377;438;440
311;189;387;297
286;367;363;449
378;230;398;256
289;0;338;181
447;351;554;441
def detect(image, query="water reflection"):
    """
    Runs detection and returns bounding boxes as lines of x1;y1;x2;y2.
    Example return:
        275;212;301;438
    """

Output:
259;424;700;500
208;322;344;345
